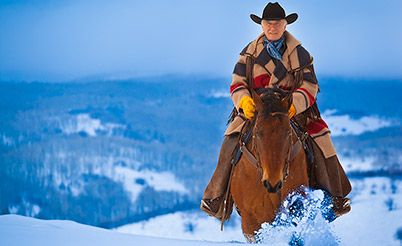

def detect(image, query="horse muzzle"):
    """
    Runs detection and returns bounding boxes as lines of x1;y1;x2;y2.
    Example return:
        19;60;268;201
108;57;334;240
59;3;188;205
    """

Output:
263;179;283;193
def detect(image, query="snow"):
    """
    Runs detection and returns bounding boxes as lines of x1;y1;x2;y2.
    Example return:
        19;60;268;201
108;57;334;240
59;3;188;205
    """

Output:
340;155;378;173
8;199;41;218
88;164;189;203
42;151;188;203
1;85;401;245
333;195;401;246
61;113;125;137
2;179;401;246
113;166;189;202
0;215;244;246
255;190;340;245
322;110;394;136
117;178;402;246
57;107;396;139
116;210;245;242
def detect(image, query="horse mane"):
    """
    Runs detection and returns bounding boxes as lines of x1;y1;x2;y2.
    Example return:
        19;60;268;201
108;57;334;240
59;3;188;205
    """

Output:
255;87;291;118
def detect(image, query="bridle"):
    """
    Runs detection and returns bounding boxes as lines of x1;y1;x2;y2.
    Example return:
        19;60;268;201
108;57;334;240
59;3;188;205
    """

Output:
253;112;293;182
239;111;301;187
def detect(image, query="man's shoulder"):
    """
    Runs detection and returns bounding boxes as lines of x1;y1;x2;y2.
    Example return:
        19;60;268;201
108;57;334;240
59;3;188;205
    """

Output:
239;41;253;55
239;33;265;56
284;31;303;54
285;31;313;65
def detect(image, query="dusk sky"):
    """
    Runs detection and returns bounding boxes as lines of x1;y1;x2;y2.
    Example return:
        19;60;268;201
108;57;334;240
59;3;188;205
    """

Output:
1;0;401;82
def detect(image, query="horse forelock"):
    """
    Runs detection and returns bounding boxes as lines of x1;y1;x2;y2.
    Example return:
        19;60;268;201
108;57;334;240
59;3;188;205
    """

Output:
256;88;290;118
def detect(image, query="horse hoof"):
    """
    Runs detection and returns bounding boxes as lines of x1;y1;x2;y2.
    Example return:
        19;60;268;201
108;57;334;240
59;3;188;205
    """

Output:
243;233;256;243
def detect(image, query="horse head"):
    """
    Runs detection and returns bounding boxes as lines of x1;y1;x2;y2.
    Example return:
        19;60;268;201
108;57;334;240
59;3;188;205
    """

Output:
251;86;293;194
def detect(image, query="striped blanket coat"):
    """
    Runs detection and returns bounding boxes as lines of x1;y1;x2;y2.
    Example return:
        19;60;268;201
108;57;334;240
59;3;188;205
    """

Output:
225;31;336;159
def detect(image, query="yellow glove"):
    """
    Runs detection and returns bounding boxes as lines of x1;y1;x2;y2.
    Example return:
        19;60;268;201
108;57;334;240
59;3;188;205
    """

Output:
288;104;296;118
239;95;256;119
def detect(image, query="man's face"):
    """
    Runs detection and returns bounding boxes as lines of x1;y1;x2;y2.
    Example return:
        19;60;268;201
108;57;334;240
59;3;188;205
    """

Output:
261;19;287;41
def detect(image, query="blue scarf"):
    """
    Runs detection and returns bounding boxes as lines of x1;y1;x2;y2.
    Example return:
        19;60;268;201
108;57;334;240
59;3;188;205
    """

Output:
263;35;285;60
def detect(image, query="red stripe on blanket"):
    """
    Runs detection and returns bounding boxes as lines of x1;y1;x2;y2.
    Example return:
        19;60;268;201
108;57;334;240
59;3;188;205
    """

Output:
297;88;315;106
253;74;270;89
230;83;245;94
307;119;329;135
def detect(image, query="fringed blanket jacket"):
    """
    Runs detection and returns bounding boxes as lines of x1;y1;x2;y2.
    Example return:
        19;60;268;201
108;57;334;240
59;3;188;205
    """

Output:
226;31;336;159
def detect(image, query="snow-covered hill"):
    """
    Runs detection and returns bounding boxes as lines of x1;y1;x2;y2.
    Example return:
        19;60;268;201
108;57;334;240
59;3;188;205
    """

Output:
1;77;401;230
0;214;244;246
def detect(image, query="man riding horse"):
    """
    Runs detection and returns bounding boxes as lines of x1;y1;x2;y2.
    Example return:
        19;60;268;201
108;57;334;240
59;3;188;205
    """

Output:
201;2;352;221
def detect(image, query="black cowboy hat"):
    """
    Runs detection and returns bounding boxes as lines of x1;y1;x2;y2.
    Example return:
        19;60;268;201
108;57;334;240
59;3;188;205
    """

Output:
250;2;298;25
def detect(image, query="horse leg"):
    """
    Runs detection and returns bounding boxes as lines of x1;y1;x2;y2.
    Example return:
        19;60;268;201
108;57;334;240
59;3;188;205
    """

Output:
241;213;261;243
243;233;256;243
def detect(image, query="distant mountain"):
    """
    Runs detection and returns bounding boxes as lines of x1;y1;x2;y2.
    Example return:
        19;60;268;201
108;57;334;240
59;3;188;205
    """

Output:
0;77;401;227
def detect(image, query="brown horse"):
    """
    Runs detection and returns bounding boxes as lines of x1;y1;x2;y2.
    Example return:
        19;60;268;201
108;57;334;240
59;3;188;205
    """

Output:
230;87;309;242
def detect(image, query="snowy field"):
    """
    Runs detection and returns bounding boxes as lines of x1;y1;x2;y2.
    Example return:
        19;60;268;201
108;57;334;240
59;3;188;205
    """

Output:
0;214;244;246
1;177;401;246
116;177;402;245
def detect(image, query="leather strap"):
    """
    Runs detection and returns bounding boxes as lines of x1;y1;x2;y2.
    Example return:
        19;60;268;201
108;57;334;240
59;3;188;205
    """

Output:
240;143;260;171
289;139;302;161
240;133;302;174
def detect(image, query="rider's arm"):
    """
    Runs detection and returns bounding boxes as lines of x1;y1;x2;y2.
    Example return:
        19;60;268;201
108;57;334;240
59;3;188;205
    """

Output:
230;52;251;112
292;46;319;115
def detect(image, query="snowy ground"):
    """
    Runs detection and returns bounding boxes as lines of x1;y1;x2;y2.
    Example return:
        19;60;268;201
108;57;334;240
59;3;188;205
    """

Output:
2;178;401;246
116;177;402;246
0;214;244;246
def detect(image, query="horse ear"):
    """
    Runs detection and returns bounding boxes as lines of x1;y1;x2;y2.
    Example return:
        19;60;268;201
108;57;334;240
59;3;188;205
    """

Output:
250;90;263;111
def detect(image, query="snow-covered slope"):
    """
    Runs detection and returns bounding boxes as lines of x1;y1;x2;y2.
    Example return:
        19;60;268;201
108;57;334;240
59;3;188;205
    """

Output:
2;180;402;246
0;214;244;246
117;178;402;245
1;77;401;230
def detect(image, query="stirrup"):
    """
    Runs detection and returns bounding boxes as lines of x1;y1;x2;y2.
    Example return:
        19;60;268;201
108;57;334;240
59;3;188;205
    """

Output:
200;200;214;215
200;198;223;219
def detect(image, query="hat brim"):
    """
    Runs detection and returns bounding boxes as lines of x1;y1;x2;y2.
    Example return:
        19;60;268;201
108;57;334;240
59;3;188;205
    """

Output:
285;13;298;25
250;14;262;24
250;13;298;25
